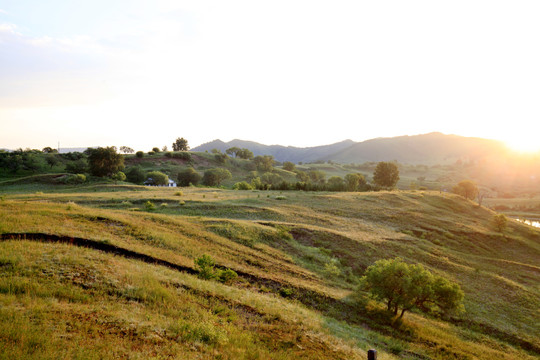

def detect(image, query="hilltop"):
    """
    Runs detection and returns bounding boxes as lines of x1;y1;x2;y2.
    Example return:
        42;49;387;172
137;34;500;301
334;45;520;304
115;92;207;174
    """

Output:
0;185;538;359
192;132;511;164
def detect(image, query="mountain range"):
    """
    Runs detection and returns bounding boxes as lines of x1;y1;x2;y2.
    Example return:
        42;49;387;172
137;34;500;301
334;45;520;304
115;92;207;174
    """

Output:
191;132;509;164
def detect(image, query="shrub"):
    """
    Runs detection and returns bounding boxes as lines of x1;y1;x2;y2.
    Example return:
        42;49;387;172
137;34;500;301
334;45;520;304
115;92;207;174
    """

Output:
172;152;192;161
202;168;232;186
152;147;160;153
136;151;144;158
126;166;146;184
233;181;253;190
64;174;86;184
144;201;156;211
177;167;201;186
194;254;216;280
217;268;238;284
146;171;169;186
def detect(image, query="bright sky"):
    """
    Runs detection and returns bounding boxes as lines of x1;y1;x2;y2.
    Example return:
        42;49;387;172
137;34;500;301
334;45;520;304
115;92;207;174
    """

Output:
1;1;539;152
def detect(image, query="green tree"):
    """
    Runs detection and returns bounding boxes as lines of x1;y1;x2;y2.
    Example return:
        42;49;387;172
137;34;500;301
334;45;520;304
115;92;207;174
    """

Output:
283;161;296;172
361;258;464;318
65;158;88;174
135;151;144;158
146;171;169;186
295;171;309;182
119;146;134;154
152;147;160;153
87;147;124;177
253;155;275;172
327;176;345;191
225;147;241;157
237;148;254;160
177;167;202;186
172;137;189;151
46;154;60;169
233;181;253;190
126;166;146;184
308;170;326;184
42;146;58;154
373;162;400;188
452;180;478;200
261;172;284;187
344;173;366;191
493;214;508;232
202;168;232;186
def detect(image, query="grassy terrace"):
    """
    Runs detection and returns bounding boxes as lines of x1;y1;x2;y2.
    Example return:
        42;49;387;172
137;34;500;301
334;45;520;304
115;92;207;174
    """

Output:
0;183;539;359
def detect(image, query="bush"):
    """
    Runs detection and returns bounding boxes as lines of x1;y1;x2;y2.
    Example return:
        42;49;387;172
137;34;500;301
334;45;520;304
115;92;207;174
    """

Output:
233;181;253;190
493;214;508;232
146;171;169;186
172;152;192;161
144;201;156;211
136;151;144;158
126;166;146;184
177;167;202;186
152;147;160;153
217;268;238;284
194;254;217;280
64;174;86;184
202;168;232;186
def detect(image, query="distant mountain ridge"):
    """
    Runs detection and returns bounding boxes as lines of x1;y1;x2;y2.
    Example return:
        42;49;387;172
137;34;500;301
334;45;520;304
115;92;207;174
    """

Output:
192;133;508;164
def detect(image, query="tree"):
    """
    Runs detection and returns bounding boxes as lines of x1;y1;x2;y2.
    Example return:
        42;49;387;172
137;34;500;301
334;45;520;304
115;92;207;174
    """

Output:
202;168;232;186
177;167;202;186
46;154;60;169
452;180;478;200
172;137;189;152
308;170;326;184
119;146;134;154
493;214;508;232
373;162;400;188
65;158;88;174
146;171;169;186
253;155;275;172
87;147;124;177
225;147;241;157
327;176;345;191
126;166;146;184
361;258;464;318
237;148;254;160
344;173;366;191
42;147;58;154
152;147;160;153
162;146;168;152
135;151;144;158
283;161;296;172
261;172;284;187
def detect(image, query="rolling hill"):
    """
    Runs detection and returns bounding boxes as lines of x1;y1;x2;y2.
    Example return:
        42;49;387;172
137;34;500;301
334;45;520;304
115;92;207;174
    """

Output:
0;184;539;359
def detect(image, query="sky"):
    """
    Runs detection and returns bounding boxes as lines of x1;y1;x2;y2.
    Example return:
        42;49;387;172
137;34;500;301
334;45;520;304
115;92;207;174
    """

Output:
1;1;539;152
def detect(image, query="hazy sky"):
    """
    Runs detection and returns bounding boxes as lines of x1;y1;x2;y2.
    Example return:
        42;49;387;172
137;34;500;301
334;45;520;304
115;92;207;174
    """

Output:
1;1;539;151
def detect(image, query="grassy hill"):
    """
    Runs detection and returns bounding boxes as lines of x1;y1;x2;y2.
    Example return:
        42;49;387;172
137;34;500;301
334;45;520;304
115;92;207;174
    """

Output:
0;183;538;359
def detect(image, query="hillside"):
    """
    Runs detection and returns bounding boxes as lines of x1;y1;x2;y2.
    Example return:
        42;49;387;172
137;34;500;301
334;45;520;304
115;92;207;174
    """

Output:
192;133;510;165
0;184;539;359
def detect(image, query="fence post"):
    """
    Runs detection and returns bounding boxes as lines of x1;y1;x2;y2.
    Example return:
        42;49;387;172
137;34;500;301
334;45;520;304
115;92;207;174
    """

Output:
367;349;377;360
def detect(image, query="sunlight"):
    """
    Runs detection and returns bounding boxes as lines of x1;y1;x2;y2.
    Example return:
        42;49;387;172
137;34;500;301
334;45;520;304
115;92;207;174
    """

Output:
505;137;540;154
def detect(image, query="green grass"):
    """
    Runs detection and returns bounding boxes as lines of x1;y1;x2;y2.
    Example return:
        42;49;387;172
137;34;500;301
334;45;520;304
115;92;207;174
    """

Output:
0;186;539;359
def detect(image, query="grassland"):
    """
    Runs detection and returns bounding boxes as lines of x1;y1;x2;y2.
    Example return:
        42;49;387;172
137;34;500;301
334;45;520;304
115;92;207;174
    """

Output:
0;182;539;359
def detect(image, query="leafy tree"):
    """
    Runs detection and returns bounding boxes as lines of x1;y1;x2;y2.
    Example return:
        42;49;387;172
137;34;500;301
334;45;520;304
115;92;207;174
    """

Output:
493;214;508;232
87;147;124;177
145;171;169;186
344;173;366;191
119;146;134;154
295;171;309;182
237;148;254;160
46;154;60;168
373;162;400;188
42;147;58;154
214;153;229;164
225;147;241;157
126;166;146;184
261;172;284;187
152;147;160;153
452;180;478;200
202;168;232;186
327;176;345;191
65;158;88;174
135;151;144;158
308;170;326;184
361;258;464;318
162;145;168;152
22;153;43;173
172;137;189;151
253;155;275;172
177;167;202;186
283;161;296;172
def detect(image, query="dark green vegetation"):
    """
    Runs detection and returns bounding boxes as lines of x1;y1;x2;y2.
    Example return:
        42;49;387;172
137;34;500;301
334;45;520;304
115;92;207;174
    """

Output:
0;177;539;359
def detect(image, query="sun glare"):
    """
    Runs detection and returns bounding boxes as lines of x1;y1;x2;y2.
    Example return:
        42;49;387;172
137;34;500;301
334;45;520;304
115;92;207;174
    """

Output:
505;138;540;154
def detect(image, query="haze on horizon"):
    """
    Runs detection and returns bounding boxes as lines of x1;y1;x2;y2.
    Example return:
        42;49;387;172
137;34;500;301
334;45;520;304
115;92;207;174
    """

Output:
1;1;539;152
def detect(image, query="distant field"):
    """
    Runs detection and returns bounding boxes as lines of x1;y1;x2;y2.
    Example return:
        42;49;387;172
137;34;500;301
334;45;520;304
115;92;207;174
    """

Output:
0;182;539;359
